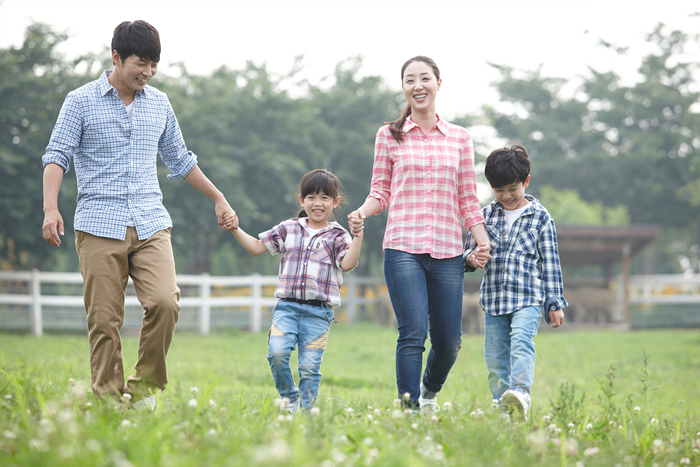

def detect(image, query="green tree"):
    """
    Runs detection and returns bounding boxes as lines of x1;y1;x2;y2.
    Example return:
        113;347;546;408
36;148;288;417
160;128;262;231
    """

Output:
0;23;100;271
485;24;700;273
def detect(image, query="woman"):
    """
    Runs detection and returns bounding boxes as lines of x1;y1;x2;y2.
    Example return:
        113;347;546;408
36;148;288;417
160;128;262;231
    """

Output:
349;56;489;412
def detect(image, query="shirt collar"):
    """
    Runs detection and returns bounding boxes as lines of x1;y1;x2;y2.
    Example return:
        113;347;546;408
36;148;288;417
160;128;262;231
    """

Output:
297;217;342;233
99;69;149;99
493;193;538;214
404;114;448;136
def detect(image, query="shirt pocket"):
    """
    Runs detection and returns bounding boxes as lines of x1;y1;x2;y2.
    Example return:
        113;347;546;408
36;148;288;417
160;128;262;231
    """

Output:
486;225;501;252
515;228;538;257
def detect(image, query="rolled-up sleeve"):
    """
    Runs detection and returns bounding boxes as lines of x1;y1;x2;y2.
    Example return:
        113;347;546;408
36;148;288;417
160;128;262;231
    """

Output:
457;132;485;230
42;93;83;173
367;128;392;213
539;218;568;310
159;97;198;181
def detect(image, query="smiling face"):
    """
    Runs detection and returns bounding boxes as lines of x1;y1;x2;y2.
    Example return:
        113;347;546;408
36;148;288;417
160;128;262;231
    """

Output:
492;175;531;210
109;51;158;98
402;60;441;115
299;191;340;229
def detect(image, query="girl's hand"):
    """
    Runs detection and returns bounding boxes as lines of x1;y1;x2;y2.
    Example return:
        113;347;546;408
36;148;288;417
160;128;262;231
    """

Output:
222;212;238;231
348;209;365;237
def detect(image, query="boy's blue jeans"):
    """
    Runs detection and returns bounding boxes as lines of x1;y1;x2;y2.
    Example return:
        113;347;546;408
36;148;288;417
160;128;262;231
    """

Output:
383;249;464;407
267;299;334;410
483;305;542;401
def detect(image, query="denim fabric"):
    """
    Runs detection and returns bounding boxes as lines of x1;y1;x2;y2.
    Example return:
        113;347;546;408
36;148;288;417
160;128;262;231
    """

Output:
483;305;541;401
267;299;334;410
383;249;464;406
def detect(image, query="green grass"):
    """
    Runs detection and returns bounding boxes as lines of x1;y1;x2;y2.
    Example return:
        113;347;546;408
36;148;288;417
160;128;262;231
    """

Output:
1;325;699;466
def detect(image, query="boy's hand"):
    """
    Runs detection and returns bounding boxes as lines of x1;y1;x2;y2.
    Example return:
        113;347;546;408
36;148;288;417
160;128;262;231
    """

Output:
548;309;564;328
222;212;238;231
348;209;365;237
467;243;491;268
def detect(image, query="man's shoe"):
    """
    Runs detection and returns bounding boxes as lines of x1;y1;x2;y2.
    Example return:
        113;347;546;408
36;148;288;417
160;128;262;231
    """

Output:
131;395;156;412
280;398;300;416
500;390;530;421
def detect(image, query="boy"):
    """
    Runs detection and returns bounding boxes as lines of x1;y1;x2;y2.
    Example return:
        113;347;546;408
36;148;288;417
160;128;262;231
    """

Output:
42;20;238;408
464;143;567;420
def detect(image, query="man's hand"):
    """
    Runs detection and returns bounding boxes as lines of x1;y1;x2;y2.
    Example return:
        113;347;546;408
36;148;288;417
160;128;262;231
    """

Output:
216;201;238;230
42;208;64;247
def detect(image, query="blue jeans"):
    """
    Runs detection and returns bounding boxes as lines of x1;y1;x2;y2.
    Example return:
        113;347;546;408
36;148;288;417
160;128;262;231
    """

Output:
483;305;542;401
267;299;334;410
383;249;464;407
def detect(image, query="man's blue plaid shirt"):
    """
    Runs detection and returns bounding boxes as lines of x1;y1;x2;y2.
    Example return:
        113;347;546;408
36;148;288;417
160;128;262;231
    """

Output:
42;70;198;241
464;194;568;316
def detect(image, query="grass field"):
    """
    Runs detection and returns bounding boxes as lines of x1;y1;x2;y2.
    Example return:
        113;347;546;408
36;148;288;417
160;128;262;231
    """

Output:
1;324;699;466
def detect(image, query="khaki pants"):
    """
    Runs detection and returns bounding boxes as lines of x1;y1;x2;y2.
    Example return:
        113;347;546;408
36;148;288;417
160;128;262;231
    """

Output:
75;227;180;399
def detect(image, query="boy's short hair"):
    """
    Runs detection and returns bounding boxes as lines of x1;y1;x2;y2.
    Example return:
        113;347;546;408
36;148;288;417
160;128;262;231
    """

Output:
111;20;161;63
484;143;531;188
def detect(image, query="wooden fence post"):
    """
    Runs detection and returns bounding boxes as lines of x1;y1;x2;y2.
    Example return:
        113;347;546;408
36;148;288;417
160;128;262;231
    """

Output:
199;273;211;335
31;269;42;336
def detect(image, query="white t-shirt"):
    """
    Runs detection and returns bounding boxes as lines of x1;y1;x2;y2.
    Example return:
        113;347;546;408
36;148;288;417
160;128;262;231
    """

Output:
504;202;530;233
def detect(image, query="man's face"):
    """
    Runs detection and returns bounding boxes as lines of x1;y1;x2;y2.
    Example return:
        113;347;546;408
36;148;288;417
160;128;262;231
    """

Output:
112;51;158;94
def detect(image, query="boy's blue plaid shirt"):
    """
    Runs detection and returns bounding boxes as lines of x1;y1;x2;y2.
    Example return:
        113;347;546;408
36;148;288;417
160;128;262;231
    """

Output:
464;194;568;316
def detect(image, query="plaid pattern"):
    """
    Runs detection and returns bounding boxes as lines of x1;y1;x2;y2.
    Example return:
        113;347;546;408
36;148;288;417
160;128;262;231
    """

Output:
42;70;198;241
260;217;354;306
464;195;568;316
368;116;484;259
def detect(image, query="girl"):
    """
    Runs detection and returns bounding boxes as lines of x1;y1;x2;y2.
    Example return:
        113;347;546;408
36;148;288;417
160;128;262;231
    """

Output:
223;169;363;414
348;56;490;412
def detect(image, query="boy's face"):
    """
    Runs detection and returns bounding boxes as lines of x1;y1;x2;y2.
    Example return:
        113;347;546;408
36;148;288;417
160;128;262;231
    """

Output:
492;175;530;211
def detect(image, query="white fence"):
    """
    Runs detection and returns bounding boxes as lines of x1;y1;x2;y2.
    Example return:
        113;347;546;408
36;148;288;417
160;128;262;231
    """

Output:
0;270;385;336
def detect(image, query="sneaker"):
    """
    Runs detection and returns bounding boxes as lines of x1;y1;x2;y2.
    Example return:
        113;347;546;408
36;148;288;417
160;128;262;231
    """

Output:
280;398;300;416
131;395;156;412
418;382;440;415
500;390;530;421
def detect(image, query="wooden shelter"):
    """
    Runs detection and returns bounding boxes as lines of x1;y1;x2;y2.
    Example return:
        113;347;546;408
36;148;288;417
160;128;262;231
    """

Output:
556;224;661;324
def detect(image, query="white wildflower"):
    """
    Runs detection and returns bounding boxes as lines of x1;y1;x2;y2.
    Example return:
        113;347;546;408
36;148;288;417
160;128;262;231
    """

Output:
634;406;641;414
188;398;198;409
208;399;216;408
190;387;199;395
585;423;593;432
273;398;284;408
442;401;452;412
500;413;510;422
207;429;218;437
391;409;404;419
403;392;411;403
650;418;658;425
568;423;575;429
411;422;418;430
431;415;439;423
85;439;101;452
121;420;132;428
362;437;373;446
679;458;690;465
3;430;17;439
27;438;48;451
542;414;551;424
367;414;373;421
393;398;401;408
551;438;561;447
492;399;499;409
68;378;75;386
310;407;320;417
120;393;132;402
373;408;381;416
583;447;600;457
4;394;12;400
337;435;349;444
566;438;579;456
345;407;354;416
404;408;414;416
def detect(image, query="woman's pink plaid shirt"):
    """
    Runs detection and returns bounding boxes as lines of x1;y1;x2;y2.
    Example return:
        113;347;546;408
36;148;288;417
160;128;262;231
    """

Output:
368;116;485;259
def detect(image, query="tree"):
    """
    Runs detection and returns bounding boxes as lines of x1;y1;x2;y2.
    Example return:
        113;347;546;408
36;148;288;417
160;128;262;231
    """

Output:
484;24;700;273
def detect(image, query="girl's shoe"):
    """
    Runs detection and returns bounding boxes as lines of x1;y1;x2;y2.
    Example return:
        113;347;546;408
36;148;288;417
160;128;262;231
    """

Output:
500;390;530;421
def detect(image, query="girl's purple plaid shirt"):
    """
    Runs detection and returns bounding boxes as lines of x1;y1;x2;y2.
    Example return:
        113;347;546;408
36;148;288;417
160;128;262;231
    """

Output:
464;194;568;316
260;217;355;307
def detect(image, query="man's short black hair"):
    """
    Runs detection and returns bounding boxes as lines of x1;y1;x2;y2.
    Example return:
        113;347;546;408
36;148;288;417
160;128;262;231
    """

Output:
111;20;161;63
484;143;531;188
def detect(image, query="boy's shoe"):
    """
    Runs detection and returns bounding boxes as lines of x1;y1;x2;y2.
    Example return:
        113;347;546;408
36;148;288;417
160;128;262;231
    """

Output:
280;398;300;416
418;382;440;415
500;390;530;421
131;395;156;412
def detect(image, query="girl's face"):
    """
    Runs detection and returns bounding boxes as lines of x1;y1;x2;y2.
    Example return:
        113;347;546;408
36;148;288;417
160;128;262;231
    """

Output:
402;60;441;115
298;191;340;229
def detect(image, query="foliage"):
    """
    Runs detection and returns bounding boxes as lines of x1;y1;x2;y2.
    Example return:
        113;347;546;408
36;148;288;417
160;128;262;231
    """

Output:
0;326;699;466
484;24;700;273
536;185;630;226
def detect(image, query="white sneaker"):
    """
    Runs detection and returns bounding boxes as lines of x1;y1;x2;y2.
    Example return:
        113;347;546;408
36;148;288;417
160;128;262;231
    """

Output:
131;395;156;412
280;398;300;416
418;382;440;415
500;390;530;421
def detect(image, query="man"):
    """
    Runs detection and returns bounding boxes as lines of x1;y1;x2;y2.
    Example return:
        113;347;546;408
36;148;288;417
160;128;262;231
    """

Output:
41;20;239;408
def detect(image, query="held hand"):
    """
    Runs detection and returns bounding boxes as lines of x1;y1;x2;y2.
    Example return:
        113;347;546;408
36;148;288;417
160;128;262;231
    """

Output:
216;201;238;230
348;209;365;237
222;212;238;232
468;243;491;269
42;209;64;247
548;309;565;328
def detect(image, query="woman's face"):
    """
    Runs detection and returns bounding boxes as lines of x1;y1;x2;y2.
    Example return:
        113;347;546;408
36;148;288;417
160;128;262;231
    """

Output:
402;60;441;114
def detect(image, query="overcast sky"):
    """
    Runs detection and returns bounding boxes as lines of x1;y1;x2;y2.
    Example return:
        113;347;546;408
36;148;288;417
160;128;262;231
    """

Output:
1;0;698;120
